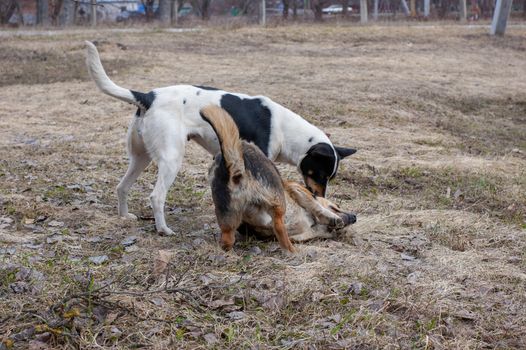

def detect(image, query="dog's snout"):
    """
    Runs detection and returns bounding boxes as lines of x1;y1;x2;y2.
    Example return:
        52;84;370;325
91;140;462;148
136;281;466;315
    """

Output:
343;213;357;225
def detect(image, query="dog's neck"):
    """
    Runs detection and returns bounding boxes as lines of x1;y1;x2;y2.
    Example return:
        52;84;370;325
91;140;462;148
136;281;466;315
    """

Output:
268;108;332;166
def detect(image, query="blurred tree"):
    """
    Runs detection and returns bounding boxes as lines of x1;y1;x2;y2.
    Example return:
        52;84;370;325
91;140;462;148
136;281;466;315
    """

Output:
311;0;328;20
159;0;171;23
141;0;155;20
0;0;19;24
192;0;212;19
37;0;50;24
341;0;349;16
50;0;63;25
283;0;289;18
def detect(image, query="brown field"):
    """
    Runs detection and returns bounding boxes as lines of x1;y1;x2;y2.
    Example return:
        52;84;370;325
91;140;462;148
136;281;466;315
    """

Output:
1;24;525;349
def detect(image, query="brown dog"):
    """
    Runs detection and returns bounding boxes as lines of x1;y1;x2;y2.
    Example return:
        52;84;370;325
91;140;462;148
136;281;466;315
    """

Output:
200;106;356;252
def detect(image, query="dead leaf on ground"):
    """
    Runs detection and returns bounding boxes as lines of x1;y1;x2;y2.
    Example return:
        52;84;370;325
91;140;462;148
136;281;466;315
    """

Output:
152;250;173;276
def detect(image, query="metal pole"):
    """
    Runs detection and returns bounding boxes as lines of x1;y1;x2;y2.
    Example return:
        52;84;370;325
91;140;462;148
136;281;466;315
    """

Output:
91;0;97;26
260;0;266;25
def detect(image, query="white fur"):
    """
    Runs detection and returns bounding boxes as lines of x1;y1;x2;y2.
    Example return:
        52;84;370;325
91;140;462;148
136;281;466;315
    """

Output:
85;41;335;235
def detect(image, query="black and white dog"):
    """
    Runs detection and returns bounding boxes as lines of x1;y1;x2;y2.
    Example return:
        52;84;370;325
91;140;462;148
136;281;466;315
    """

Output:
85;41;356;235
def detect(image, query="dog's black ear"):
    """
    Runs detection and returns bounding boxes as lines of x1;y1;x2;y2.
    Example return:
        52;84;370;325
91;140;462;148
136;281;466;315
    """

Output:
335;146;357;159
309;143;335;158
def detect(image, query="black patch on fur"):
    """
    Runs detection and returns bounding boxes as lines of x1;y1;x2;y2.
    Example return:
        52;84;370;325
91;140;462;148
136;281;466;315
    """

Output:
308;137;313;143
135;108;141;117
131;90;155;110
300;142;338;189
220;94;272;156
183;98;187;104
196;90;201;96
194;85;220;91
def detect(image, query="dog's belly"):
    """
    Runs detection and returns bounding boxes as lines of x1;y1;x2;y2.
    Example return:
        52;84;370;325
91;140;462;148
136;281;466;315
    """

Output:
243;206;273;229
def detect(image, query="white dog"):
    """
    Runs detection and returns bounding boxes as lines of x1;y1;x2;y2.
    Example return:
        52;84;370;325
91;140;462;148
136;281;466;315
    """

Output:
85;41;356;235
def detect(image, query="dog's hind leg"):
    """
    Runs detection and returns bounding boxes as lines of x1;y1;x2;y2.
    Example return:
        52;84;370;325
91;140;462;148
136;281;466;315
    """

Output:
272;206;296;253
150;149;184;236
117;125;151;219
117;154;151;219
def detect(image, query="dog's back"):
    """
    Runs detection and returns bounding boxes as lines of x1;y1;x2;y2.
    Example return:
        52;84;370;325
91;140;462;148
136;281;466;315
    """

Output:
200;106;294;253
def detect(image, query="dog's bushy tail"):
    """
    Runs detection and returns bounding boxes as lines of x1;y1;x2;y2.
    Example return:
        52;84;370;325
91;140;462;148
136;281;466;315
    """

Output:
85;41;152;110
200;106;245;185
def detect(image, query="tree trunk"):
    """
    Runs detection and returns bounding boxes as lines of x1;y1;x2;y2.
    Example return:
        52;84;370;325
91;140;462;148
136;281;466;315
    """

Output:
158;0;171;24
171;0;178;25
50;0;63;25
373;0;378;20
313;5;322;20
37;0;50;25
0;0;18;24
282;0;289;18
61;0;75;25
201;0;211;20
360;0;367;22
490;0;513;35
423;0;429;17
143;0;154;21
400;0;410;16
459;0;467;21
409;0;415;16
342;0;349;16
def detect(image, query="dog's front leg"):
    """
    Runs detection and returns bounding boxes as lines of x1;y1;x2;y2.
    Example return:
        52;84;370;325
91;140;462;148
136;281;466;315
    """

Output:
150;153;184;236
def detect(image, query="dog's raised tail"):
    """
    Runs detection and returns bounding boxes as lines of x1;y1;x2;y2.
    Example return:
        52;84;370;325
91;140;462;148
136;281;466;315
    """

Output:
200;106;245;184
85;41;151;109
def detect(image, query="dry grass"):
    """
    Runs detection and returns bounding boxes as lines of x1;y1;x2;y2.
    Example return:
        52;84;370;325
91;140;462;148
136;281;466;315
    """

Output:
1;24;525;349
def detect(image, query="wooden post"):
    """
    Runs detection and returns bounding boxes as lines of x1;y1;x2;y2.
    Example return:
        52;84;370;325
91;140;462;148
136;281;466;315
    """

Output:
373;0;379;20
360;0;368;22
424;0;430;17
91;0;96;26
260;0;266;25
459;0;467;21
490;0;513;35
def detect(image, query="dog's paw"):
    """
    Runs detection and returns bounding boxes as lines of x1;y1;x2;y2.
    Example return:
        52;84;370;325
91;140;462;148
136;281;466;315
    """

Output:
158;226;176;236
328;217;346;230
120;213;138;220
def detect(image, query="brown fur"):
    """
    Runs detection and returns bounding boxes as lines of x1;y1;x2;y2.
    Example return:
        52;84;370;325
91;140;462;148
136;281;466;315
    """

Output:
200;106;296;253
200;105;244;185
